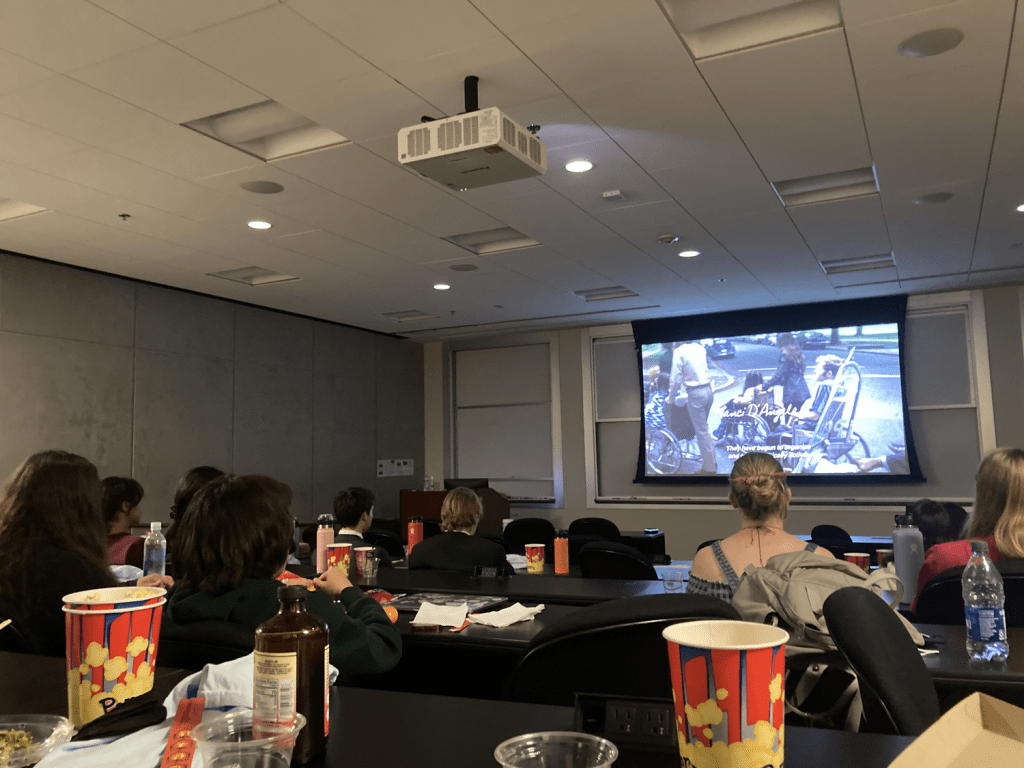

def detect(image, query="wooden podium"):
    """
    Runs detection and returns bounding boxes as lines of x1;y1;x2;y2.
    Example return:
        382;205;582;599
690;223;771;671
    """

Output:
399;489;509;542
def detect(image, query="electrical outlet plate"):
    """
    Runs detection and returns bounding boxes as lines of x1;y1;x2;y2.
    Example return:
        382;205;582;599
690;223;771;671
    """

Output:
573;693;677;751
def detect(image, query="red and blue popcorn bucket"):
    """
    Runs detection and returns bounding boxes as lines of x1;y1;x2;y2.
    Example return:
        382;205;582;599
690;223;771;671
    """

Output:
663;620;789;768
63;586;167;727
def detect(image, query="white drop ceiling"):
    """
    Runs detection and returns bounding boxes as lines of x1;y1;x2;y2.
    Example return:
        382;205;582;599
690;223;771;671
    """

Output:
0;0;1021;341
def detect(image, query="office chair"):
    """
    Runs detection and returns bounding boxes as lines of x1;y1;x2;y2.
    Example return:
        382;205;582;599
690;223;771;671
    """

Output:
914;560;1024;627
505;593;740;706
694;538;720;555
157;620;255;672
421;518;442;539
567;517;620;540
822;587;940;736
578;540;658;580
503;517;556;555
811;524;856;559
363;530;405;558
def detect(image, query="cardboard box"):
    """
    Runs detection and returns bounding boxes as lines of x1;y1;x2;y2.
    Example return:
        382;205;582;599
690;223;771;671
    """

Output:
889;693;1024;767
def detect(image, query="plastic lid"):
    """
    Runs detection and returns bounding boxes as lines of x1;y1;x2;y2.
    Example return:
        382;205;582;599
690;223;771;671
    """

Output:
555;529;568;538
150;521;161;531
317;513;334;525
278;584;308;601
970;539;989;553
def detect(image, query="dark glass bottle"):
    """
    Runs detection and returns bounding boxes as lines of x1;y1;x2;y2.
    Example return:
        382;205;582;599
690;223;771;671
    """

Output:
254;585;330;763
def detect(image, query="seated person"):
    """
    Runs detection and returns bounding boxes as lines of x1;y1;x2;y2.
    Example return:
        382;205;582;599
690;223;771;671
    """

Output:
909;498;968;551
794;354;843;425
913;447;1024;606
408;487;514;575
165;465;225;578
643;373;670;433
104;476;146;568
687;451;832;601
0;451;171;657
332;487;393;568
714;372;776;437
162;474;401;673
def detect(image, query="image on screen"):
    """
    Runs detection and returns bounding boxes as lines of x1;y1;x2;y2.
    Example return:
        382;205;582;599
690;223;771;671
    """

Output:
639;325;913;481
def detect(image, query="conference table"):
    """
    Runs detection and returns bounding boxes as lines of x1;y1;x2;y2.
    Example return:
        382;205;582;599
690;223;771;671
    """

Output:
0;650;914;767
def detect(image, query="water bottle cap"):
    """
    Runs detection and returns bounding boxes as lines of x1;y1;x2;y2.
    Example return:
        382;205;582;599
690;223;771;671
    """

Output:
970;539;989;553
318;513;335;525
555;529;568;538
150;521;161;532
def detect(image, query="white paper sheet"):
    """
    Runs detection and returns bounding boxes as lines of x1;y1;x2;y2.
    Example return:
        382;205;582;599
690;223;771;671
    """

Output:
410;601;468;628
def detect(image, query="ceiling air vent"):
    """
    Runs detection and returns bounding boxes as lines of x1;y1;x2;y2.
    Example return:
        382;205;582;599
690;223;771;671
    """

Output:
773;167;879;207
573;286;640;301
0;198;47;222
819;253;895;275
208;267;299;286
379;309;439;322
443;226;541;256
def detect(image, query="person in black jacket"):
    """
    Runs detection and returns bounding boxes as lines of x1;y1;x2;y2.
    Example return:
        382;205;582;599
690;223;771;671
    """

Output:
408;487;514;575
333;487;392;568
0;450;171;656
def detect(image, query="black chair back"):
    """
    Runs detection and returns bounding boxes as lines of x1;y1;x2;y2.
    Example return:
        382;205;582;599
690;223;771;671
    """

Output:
567;517;620;539
822;587;940;735
811;524;854;547
503;518;556;555
694;539;719;555
158;620;255;671
363;530;405;558
422;518;442;539
505;593;740;705
914;560;1024;627
578;540;658;580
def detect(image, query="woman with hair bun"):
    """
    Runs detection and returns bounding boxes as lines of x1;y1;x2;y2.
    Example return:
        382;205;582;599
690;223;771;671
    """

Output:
686;451;832;602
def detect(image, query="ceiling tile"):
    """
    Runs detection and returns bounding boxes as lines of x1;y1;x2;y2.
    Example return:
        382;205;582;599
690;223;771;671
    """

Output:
787;195;892;262
0;0;155;73
109;126;261;181
472;187;612;246
697;29;871;181
194;163;327;208
70;43;265;124
170;5;376;102
0;76;172;149
0;113;90;167
0;161;104;210
90;0;278;39
0;50;55;95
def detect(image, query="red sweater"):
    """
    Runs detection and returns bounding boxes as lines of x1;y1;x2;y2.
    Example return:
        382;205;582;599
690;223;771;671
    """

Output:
912;535;1006;609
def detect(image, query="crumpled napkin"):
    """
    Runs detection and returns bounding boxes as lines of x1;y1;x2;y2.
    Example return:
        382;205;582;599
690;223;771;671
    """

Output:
410;602;468;628
468;603;544;628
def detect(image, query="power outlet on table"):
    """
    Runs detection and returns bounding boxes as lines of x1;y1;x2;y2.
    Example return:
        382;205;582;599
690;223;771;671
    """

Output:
605;703;638;735
640;706;673;740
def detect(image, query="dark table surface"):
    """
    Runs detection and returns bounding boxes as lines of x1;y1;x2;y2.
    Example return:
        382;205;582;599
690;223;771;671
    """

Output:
354;567;668;605
0;651;912;768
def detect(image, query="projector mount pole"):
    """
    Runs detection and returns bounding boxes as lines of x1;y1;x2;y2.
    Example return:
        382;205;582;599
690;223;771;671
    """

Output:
463;75;479;114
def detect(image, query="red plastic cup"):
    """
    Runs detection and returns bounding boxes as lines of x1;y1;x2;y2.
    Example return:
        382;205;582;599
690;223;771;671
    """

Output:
844;552;871;572
326;543;352;574
63;586;167;727
354;547;373;578
525;544;545;574
664;620;788;768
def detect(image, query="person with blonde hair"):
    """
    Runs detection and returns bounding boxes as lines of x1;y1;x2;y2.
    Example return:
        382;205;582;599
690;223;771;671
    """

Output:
913;447;1024;602
408;487;513;575
686;451;832;601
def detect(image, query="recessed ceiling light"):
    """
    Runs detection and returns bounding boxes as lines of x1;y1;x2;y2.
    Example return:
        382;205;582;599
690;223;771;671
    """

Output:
434;283;450;291
913;192;954;205
898;28;964;58
565;160;593;173
1017;203;1024;212
247;220;272;230
678;250;700;258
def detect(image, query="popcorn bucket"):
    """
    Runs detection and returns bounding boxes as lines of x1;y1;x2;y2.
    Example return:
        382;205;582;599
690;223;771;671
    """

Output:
63;586;167;727
325;543;352;575
663;620;788;768
525;544;545;574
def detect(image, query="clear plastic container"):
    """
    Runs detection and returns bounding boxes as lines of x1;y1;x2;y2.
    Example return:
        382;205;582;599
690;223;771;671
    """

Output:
494;731;618;768
191;711;306;768
0;714;74;768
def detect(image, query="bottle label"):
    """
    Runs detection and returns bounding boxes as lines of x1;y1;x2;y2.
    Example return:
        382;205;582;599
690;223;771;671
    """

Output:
965;606;1007;642
253;651;297;730
324;644;331;737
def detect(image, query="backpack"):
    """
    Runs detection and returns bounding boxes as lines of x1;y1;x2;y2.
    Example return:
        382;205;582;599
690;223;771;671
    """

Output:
731;549;924;650
731;550;924;731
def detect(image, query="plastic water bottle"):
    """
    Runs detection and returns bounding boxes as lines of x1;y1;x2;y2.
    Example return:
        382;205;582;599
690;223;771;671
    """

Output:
893;513;924;607
142;522;166;577
962;540;1008;662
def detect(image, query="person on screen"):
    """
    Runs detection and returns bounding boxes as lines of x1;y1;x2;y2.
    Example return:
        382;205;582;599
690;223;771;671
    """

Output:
799;354;843;424
163;473;401;672
333;487;393;568
759;333;811;418
852;447;908;474
713;372;772;439
668;341;717;473
686;451;833;602
644;373;670;432
408;487;514;575
912;447;1024;607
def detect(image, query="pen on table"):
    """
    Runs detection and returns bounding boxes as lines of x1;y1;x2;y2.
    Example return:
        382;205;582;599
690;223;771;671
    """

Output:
0;619;11;633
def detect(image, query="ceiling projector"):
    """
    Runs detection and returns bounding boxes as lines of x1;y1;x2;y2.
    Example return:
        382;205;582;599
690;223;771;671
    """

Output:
398;107;547;190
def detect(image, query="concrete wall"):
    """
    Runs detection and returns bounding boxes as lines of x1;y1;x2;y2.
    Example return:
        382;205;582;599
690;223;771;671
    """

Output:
0;252;423;524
